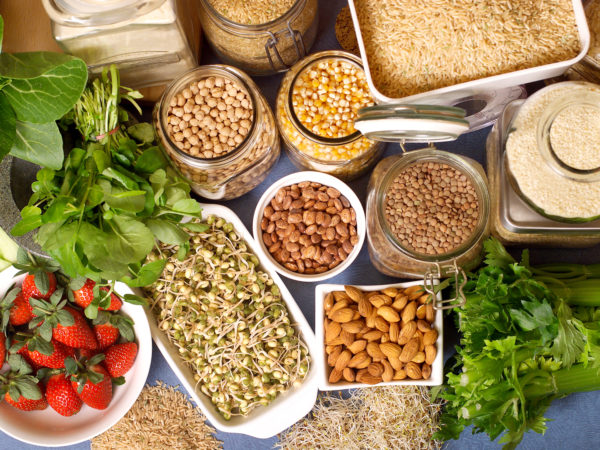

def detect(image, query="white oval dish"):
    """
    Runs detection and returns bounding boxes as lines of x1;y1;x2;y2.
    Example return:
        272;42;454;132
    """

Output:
315;280;444;390
141;203;319;439
252;171;366;282
0;266;152;447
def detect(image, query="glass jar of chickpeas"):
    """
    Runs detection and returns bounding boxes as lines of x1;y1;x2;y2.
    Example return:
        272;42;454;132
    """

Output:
154;65;280;200
275;50;384;181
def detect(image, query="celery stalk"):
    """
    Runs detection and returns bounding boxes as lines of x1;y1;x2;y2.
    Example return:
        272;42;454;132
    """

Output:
0;228;18;271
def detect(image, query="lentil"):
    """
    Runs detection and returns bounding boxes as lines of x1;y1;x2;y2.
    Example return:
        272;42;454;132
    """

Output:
145;216;310;419
260;182;358;275
384;162;480;256
166;76;254;159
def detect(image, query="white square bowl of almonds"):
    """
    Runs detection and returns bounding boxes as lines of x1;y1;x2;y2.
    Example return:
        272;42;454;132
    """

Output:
316;281;443;390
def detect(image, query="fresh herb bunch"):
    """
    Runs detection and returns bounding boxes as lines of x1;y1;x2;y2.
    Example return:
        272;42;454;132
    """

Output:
12;65;202;287
435;239;600;449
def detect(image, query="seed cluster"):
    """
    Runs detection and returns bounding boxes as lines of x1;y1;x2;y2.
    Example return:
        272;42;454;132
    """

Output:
385;162;480;255
292;58;372;140
324;285;438;385
260;182;359;275
167;76;254;159
145;216;310;420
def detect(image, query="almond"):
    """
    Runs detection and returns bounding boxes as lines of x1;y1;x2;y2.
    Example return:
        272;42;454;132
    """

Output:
325;344;341;355
418;293;431;304
358;298;373;318
380;333;390;343
369;294;392;308
379;342;402;359
416;304;427;320
355;368;369;382
411;351;425;363
328;299;349;318
354;356;372;369
352;310;361;320
325;320;342;343
347;339;367;354
407;286;425;300
393;369;407;380
341;330;354;347
388;356;403;371
375;316;390;333
356;371;382;385
405;361;422;379
377;306;400;323
329;368;343;383
401;301;417;323
381;287;399;297
348;351;369;368
344;285;364;302
342;367;355;382
328;336;345;346
327;346;342;367
392;295;408;311
381;359;394;382
426;303;435;323
341;319;364;334
425;344;437;365
389;322;399;343
421;363;432;380
333;291;351;302
417;319;432;333
397;321;417;345
330;308;354;323
367;362;384;377
335;350;352;371
423;329;438;346
363;330;383;341
324;293;335;311
404;284;423;297
399;337;419;363
366;342;386;361
365;309;378;328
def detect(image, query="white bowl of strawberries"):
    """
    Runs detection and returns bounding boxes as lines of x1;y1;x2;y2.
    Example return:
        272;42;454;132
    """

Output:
0;258;152;447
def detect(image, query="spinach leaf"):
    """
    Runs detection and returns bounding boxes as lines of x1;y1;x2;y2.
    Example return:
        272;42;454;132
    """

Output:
11;120;63;169
146;219;189;245
135;146;166;173
120;259;167;287
127;123;154;144
0;92;15;158
0;53;87;123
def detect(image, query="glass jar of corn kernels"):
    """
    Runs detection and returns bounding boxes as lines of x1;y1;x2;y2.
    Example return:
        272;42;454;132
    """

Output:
275;50;384;181
154;65;280;200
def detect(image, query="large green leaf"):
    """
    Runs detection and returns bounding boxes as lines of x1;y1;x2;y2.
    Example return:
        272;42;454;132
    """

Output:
0;53;87;123
146;219;189;245
10;120;63;169
0;92;15;158
105;216;154;263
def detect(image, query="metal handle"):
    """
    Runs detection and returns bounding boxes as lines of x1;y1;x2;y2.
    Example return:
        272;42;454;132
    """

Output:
264;20;307;73
423;261;467;310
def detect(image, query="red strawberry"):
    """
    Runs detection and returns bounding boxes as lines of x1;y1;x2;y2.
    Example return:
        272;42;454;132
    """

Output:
46;374;82;417
27;339;75;369
4;392;48;411
53;306;98;350
94;323;120;350
9;291;34;326
103;342;137;378
0;332;5;365
72;280;122;312
78;348;100;360
72;364;112;410
22;272;57;301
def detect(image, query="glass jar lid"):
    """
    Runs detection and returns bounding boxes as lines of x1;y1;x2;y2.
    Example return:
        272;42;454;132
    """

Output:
354;104;469;143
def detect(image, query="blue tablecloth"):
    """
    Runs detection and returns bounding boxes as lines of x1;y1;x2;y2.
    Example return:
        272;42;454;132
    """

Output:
3;1;600;449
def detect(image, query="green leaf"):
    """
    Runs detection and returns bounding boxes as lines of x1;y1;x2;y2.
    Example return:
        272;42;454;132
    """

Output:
183;222;210;233
116;318;135;342
134;146;166;173
10;120;63;169
38;321;53;342
0;53;87;122
127;122;154;143
56;310;75;327
0;92;16;158
102;167;139;190
88;353;105;366
84;302;99;320
172;199;203;216
146;219;189;245
112;376;126;385
69;276;87;291
123;294;147;306
93;149;110;173
105;189;147;213
8;385;20;402
18;379;42;400
121;259;166;288
35;338;54;356
551;300;586;368
64;357;77;374
34;272;50;296
105;216;154;263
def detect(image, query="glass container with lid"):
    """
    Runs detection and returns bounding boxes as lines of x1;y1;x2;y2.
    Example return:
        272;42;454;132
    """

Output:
356;104;490;309
198;0;318;76
154;65;280;200
42;0;201;89
276;50;384;181
488;81;600;246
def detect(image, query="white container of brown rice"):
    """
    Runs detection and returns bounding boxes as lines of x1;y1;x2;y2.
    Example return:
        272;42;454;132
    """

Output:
348;0;589;130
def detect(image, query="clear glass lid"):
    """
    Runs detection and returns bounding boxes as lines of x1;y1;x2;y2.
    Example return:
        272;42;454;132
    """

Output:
354;104;469;143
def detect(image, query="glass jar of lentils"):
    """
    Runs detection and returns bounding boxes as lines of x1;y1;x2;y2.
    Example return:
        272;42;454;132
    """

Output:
366;148;490;279
154;65;280;200
275;50;384;181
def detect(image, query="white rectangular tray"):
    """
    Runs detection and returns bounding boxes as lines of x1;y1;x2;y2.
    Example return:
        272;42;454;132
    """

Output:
140;204;319;439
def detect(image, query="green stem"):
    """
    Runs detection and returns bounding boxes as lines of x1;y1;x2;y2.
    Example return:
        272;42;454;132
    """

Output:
526;365;600;398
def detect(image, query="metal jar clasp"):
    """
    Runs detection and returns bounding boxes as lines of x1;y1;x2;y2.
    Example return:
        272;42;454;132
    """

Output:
423;261;467;310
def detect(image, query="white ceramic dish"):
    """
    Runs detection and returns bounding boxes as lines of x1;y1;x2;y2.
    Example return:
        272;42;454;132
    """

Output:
252;171;366;282
0;266;152;447
348;0;589;119
315;281;444;390
141;203;319;439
